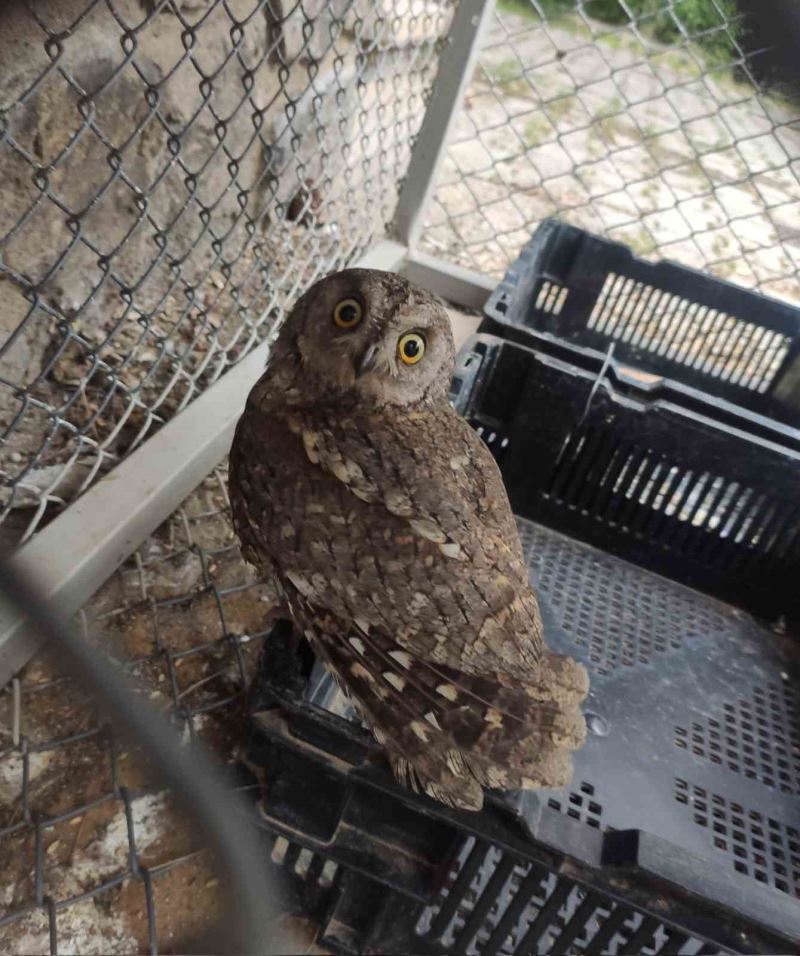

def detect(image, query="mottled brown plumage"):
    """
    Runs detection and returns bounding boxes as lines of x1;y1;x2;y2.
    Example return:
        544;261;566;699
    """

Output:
229;268;588;810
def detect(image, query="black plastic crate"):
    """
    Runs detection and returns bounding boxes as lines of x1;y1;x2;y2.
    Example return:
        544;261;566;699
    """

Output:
244;335;800;954
247;516;799;954
457;335;800;623
482;219;800;426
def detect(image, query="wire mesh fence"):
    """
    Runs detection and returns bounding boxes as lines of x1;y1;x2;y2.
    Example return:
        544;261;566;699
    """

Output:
0;0;454;548
421;0;800;305
2;2;799;950
0;467;283;954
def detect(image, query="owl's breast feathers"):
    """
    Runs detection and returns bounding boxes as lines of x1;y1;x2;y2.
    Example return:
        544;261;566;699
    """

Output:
229;397;588;809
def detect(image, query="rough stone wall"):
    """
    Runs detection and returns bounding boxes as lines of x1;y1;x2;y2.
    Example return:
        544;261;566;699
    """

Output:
0;0;452;546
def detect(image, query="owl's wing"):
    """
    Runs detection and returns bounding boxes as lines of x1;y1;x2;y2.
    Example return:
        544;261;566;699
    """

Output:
286;404;545;680
303;603;587;808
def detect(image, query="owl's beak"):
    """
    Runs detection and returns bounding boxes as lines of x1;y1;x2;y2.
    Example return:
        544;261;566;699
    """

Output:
356;343;380;377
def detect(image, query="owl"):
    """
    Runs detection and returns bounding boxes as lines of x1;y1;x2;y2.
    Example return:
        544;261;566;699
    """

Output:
229;269;588;811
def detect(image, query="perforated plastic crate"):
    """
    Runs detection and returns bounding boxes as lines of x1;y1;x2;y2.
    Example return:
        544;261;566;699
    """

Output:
458;336;800;623
248;517;799;954
245;336;800;955
482;219;800;426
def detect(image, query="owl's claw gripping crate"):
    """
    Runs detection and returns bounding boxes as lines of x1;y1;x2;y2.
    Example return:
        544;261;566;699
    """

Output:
246;335;800;955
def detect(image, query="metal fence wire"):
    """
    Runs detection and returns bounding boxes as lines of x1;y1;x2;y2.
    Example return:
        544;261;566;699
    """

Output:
0;468;283;954
421;0;800;303
3;1;799;550
0;0;455;547
2;1;800;953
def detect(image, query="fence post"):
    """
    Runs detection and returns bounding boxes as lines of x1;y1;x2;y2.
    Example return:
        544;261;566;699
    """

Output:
392;0;495;251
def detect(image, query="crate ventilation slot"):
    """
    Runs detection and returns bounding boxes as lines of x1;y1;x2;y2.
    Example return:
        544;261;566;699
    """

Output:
674;683;800;797
674;779;800;896
534;280;568;316
270;835;338;888
546;427;799;565
470;418;510;462
546;780;603;829
587;272;790;392
415;835;711;955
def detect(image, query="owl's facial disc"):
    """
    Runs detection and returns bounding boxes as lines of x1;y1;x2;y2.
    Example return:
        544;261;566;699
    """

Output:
289;269;455;407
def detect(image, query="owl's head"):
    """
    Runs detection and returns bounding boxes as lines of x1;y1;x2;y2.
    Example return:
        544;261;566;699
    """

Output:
279;269;456;408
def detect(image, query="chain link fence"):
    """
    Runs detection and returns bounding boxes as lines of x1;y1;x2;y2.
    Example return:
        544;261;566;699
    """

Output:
421;0;800;305
0;467;285;954
6;0;797;552
0;0;455;549
2;1;799;951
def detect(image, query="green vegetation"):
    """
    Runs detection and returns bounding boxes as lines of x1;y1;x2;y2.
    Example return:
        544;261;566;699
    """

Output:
597;30;626;49
711;233;732;257
488;58;523;85
545;94;579;122
496;0;560;20
523;116;555;145
584;0;739;65
597;95;624;118
586;126;607;158
483;57;529;95
593;113;626;144
658;49;703;77
618;226;657;256
641;180;661;203
711;260;737;278
650;0;740;65
497;0;741;67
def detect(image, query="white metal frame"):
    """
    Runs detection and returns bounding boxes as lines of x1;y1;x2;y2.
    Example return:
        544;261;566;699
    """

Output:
393;0;497;312
393;0;494;251
0;1;496;684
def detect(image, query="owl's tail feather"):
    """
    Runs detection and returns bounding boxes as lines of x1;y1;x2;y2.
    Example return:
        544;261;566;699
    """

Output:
388;682;580;809
390;754;484;811
439;675;585;793
524;651;590;703
306;614;589;810
383;662;587;805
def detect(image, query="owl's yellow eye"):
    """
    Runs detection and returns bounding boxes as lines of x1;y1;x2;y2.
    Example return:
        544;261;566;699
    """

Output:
333;298;363;329
398;332;426;366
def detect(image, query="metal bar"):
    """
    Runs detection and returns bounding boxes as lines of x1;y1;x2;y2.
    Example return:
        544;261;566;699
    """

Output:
658;928;689;954
482;865;547;956
392;0;495;250
549;890;602;956
402;249;496;311
0;241;408;688
515;877;573;956
623;913;659;952
583;904;630;955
